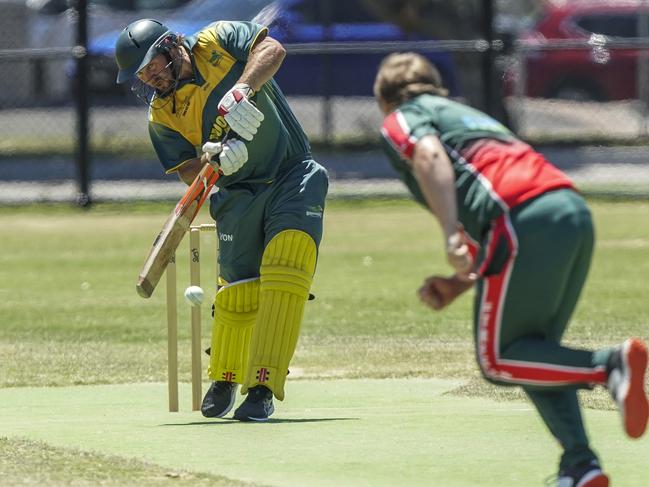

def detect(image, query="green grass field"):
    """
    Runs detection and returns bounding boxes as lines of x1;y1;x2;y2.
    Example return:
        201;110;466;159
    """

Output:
1;199;648;486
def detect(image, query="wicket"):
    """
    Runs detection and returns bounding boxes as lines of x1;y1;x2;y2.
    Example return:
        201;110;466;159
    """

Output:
165;223;218;412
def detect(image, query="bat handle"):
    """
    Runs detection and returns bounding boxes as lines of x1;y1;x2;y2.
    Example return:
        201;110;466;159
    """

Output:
203;129;232;173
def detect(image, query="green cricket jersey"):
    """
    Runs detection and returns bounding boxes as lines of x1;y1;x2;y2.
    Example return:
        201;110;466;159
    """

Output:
148;21;310;186
380;94;573;242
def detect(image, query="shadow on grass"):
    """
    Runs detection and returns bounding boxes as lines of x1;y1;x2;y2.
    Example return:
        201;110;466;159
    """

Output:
160;417;359;426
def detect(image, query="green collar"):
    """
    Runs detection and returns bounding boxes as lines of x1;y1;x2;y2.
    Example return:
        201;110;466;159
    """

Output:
177;35;204;88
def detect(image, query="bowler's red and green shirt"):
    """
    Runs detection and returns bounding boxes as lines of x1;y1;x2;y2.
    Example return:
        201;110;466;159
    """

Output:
380;94;574;242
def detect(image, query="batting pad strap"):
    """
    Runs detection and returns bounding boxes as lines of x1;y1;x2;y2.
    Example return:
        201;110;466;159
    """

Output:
260;266;312;299
242;230;317;400
208;278;260;384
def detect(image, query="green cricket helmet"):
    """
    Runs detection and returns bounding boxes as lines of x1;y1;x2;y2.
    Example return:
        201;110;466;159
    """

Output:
115;18;177;84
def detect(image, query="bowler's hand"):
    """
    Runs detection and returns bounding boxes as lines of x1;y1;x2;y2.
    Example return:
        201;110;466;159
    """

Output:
202;139;248;176
446;229;473;276
418;274;475;311
217;83;264;141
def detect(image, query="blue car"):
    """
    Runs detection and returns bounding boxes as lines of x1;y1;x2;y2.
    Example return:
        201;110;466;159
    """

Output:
87;0;460;98
263;0;460;97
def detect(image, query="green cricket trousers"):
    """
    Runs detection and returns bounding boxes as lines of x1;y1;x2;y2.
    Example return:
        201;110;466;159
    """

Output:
209;158;328;283
473;188;613;469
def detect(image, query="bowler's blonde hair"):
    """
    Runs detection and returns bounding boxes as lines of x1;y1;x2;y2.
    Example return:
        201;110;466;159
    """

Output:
374;52;448;107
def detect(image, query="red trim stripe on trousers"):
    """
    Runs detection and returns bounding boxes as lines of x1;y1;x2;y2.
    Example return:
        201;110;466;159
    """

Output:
477;214;607;386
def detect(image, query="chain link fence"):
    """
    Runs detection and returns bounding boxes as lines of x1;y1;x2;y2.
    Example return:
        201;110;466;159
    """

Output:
506;37;649;141
1;0;648;203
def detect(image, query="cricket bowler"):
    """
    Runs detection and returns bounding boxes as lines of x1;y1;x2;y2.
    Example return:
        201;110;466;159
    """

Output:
374;52;648;486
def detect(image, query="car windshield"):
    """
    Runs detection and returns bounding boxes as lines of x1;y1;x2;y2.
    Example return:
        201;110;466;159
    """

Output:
574;13;641;38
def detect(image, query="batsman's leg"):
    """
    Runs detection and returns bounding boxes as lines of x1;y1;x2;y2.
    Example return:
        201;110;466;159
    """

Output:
240;230;316;401
232;160;326;421
202;278;259;418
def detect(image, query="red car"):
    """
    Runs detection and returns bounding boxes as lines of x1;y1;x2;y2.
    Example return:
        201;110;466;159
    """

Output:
506;0;645;101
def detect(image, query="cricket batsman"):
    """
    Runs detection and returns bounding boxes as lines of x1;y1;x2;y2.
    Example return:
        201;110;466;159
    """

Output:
374;52;648;486
114;18;328;421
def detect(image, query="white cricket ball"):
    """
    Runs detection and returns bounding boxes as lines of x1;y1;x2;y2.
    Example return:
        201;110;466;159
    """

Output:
183;286;205;307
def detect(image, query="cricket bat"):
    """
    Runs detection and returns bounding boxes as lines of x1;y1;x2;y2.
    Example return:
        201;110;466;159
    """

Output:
136;162;220;298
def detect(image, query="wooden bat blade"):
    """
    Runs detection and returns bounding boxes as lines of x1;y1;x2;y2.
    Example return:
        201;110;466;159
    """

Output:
136;201;196;298
136;164;220;298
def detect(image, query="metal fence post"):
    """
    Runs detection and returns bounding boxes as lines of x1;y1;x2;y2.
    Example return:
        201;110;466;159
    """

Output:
638;7;649;138
321;1;333;147
74;0;90;207
481;0;495;117
512;42;528;136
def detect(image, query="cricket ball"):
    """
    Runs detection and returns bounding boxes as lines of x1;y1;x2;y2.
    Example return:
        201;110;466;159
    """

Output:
183;285;205;307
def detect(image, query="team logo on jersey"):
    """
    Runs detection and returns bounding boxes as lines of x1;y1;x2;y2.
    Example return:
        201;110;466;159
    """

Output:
176;95;191;117
209;115;229;140
305;205;323;218
209;50;223;67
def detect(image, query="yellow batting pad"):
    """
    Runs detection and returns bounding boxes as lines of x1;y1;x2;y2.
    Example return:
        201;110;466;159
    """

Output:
242;230;317;400
207;278;259;384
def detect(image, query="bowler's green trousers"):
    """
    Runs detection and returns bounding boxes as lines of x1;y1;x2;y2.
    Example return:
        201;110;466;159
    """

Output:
473;189;612;469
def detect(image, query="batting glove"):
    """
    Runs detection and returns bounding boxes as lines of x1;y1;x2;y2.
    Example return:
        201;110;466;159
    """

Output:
217;83;264;141
202;139;248;176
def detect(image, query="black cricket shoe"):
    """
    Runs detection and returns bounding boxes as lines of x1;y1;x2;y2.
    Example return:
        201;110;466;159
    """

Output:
233;385;274;422
547;460;609;487
201;381;238;418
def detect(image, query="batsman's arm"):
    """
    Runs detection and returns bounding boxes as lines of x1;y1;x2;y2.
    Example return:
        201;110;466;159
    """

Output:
177;157;203;185
238;35;286;92
177;130;231;185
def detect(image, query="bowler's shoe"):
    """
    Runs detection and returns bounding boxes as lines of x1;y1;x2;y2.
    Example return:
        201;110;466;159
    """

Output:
607;338;649;438
550;461;609;487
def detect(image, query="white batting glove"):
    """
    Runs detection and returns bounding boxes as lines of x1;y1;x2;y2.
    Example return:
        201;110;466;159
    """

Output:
202;141;223;160
217;83;264;141
202;139;248;176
